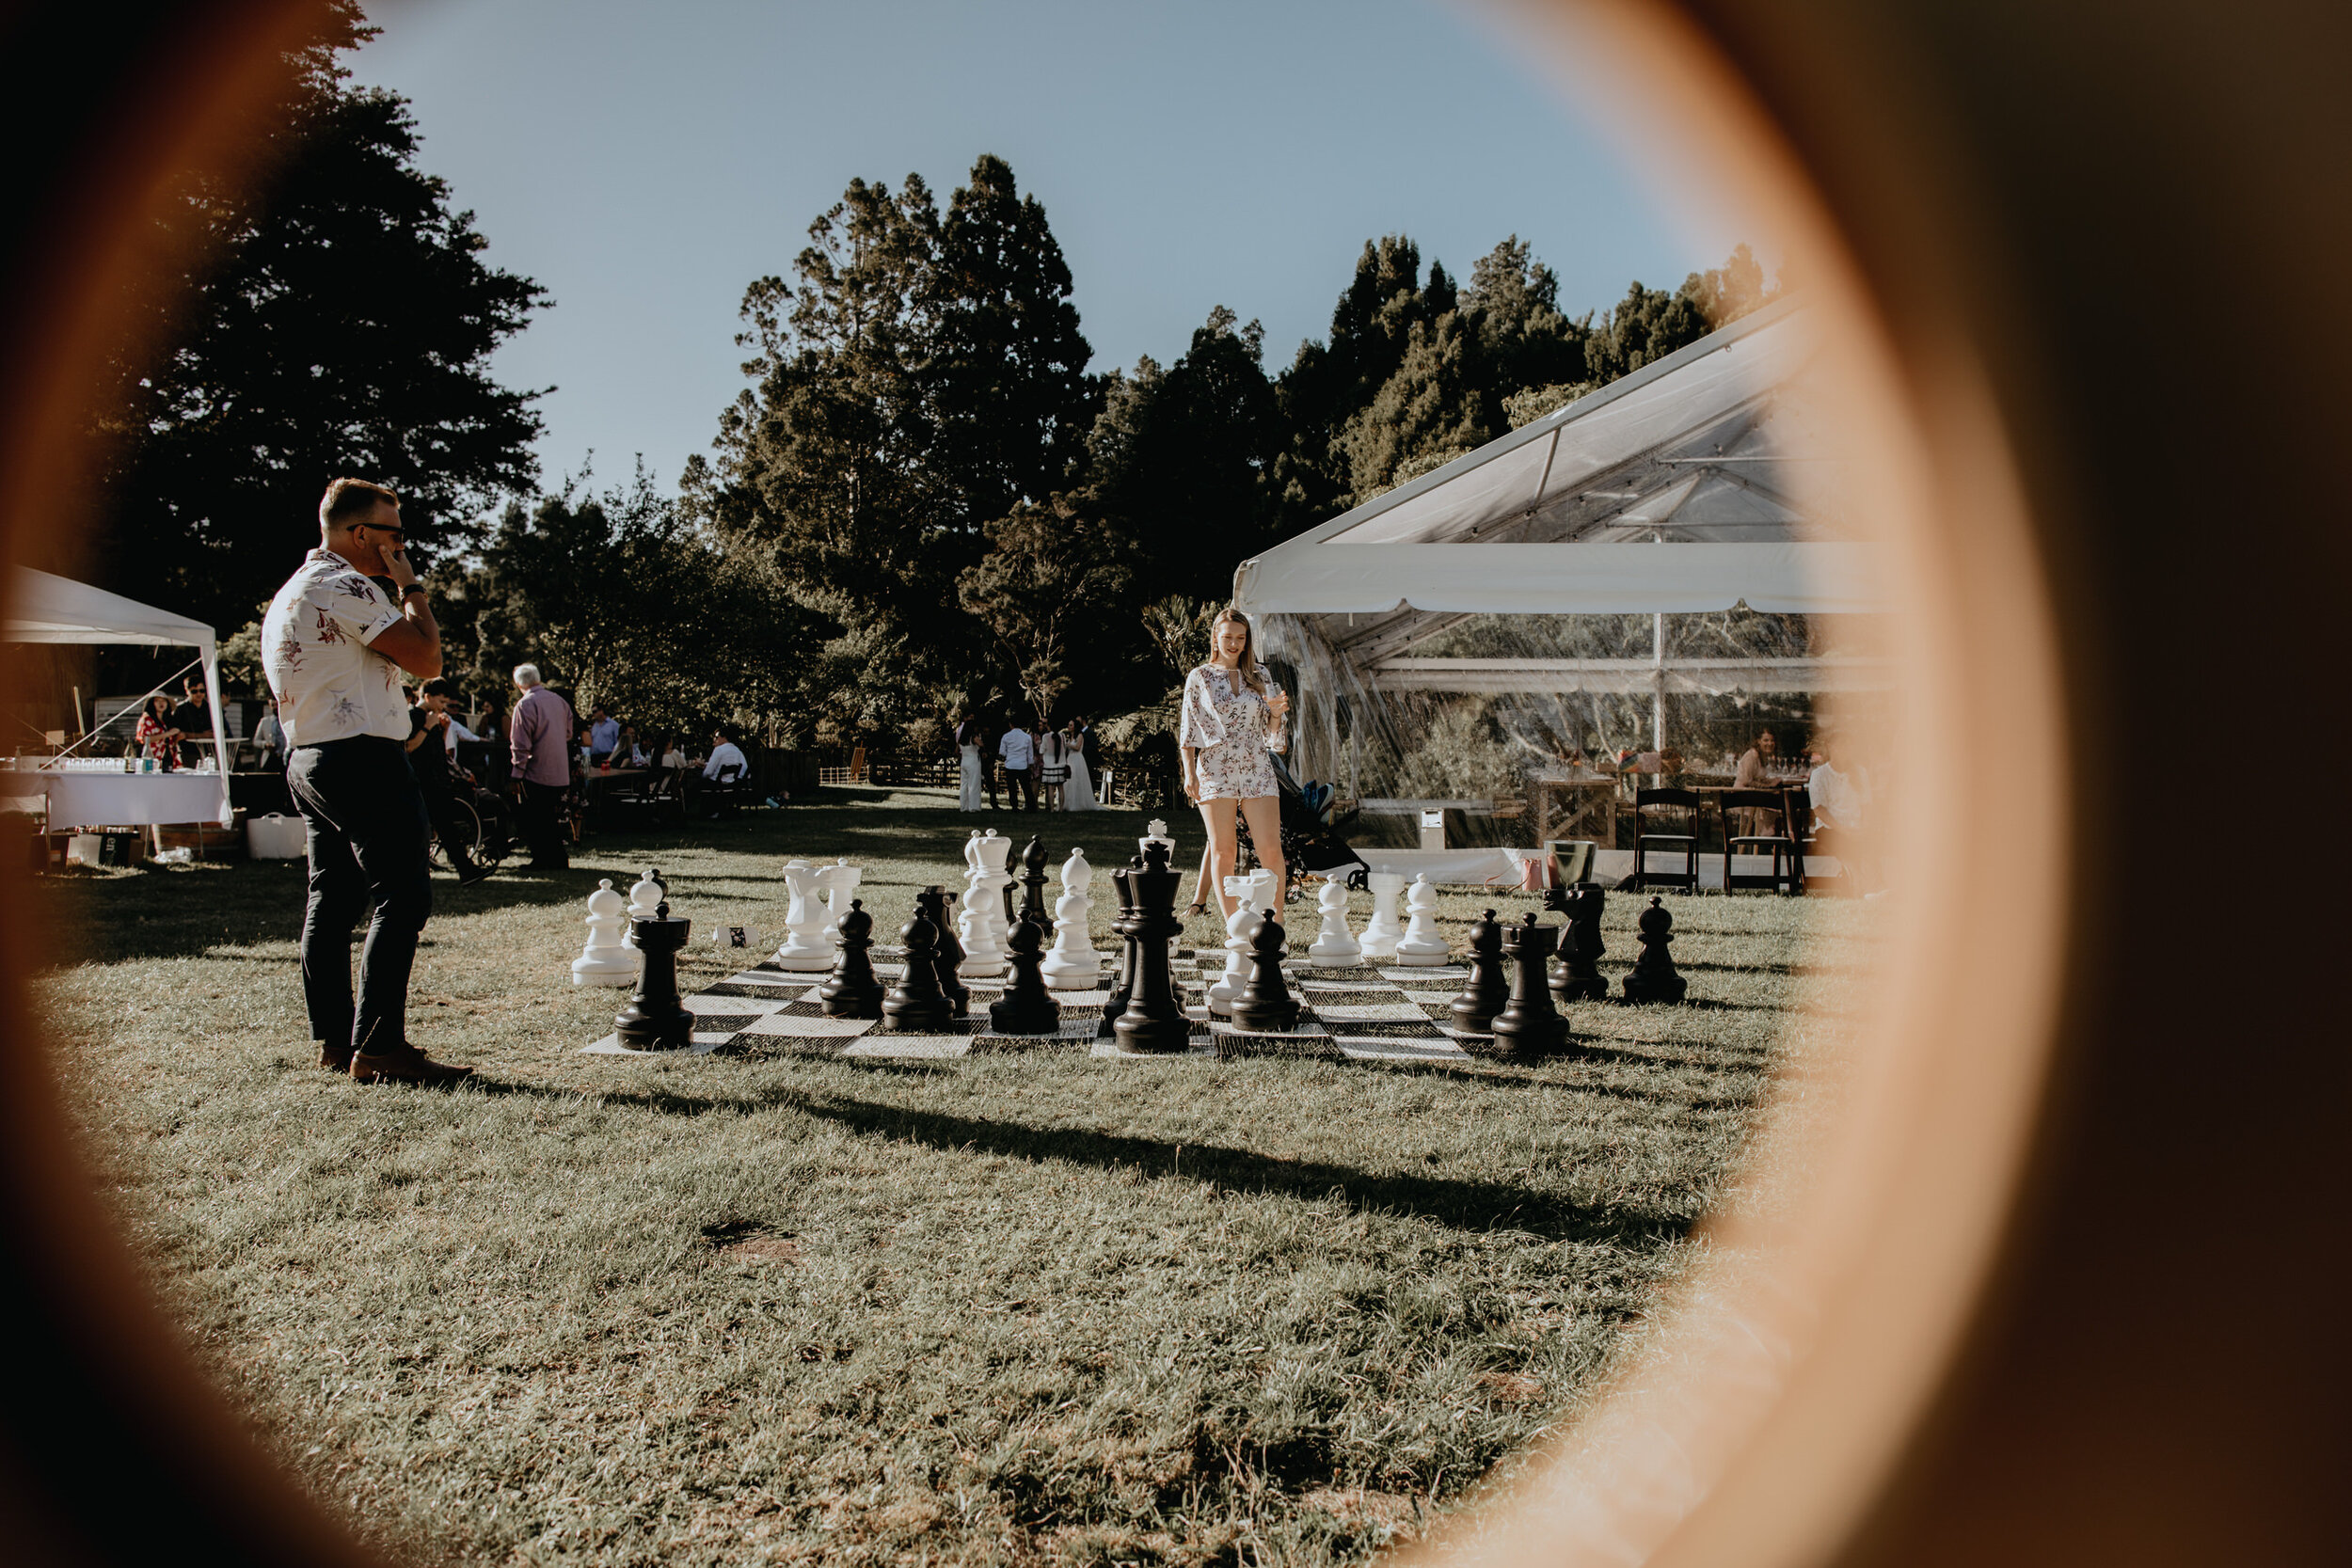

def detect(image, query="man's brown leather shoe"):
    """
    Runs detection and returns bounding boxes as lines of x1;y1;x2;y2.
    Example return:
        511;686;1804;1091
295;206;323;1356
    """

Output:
349;1045;475;1085
318;1040;354;1073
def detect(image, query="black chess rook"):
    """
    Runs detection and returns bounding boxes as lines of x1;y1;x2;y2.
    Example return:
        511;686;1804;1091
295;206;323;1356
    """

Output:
915;884;970;1017
1619;895;1690;1004
1112;840;1191;1053
989;918;1062;1035
815;897;885;1020
881;905;957;1033
1228;908;1300;1033
1489;912;1572;1055
1450;908;1510;1033
614;899;694;1050
1546;882;1610;1004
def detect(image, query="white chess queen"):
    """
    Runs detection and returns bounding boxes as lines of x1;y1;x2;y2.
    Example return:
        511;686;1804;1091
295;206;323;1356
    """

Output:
1180;608;1291;920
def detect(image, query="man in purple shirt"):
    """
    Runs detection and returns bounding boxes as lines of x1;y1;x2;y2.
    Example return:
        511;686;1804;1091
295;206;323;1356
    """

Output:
507;662;574;870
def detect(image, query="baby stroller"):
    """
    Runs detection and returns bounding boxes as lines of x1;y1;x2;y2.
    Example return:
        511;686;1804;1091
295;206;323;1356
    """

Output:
1235;753;1370;892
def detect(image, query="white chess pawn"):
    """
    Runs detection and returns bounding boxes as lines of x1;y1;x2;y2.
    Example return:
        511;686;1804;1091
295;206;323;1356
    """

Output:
570;879;637;987
622;869;665;949
771;859;834;971
1359;869;1407;959
1040;847;1100;990
1307;880;1362;965
959;829;1011;977
818;856;860;942
1393;874;1451;965
1206;881;1263;1015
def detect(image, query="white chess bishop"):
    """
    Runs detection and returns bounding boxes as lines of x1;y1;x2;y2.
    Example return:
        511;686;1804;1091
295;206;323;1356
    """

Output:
1393;874;1451;965
817;856;859;942
771;859;834;971
959;828;1011;978
1039;847;1101;990
1359;869;1407;959
570;879;636;986
1307;879;1362;965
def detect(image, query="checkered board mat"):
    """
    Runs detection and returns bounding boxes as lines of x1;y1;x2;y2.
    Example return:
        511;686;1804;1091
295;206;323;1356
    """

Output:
583;947;1489;1065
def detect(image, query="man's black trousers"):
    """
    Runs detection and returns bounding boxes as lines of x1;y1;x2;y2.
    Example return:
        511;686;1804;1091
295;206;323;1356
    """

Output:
516;778;569;866
287;736;432;1057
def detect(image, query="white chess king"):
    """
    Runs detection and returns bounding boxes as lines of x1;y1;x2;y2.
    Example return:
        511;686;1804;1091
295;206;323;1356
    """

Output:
959;828;1011;978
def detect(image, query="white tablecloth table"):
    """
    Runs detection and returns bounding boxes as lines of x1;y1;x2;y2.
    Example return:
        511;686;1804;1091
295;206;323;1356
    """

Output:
0;770;231;828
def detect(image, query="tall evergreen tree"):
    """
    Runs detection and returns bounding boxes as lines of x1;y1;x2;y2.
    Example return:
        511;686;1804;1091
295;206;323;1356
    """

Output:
82;0;546;633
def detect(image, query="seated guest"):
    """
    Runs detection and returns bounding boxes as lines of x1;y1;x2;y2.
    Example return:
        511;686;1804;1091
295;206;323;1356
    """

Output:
1734;728;1781;788
657;733;686;770
134;693;183;769
613;721;648;767
587;704;620;764
1806;734;1882;895
702;726;747;782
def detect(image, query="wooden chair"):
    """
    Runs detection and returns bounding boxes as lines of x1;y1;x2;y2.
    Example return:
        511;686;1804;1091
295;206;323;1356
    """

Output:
701;761;748;819
1719;787;1801;895
1631;787;1704;893
1782;788;1822;894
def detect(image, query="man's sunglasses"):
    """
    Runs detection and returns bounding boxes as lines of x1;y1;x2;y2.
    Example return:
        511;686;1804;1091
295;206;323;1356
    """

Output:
359;522;407;545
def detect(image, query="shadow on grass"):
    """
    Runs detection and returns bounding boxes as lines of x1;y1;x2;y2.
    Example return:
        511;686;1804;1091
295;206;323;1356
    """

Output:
793;1093;1692;1245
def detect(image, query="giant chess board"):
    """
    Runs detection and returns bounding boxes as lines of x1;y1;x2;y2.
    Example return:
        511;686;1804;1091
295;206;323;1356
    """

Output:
584;946;1482;1065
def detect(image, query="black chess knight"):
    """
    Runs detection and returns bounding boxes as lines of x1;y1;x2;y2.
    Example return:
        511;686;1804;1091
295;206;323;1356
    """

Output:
989;918;1062;1035
614;900;694;1051
1619;895;1690;1004
1544;882;1610;1003
1489;912;1572;1055
1449;909;1510;1033
1229;909;1300;1033
1112;840;1190;1053
914;883;970;1017
881;906;956;1033
816;898;885;1020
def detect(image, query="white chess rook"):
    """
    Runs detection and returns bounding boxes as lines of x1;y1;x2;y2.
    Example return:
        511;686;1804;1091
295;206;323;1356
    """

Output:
1040;847;1101;990
818;856;860;942
571;879;637;987
771;859;834;971
959;828;1011;978
1393;874;1451;965
1307;880;1362;965
1359;870;1407;959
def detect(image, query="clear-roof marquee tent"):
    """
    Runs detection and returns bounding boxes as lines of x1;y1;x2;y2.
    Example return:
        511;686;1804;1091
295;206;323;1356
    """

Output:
1230;296;1890;785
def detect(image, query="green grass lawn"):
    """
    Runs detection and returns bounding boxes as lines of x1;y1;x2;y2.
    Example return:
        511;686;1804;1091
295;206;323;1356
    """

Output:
36;785;1871;1566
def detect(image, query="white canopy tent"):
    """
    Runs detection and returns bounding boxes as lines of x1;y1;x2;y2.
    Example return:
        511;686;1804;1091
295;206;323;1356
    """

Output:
2;566;232;825
1230;296;1891;782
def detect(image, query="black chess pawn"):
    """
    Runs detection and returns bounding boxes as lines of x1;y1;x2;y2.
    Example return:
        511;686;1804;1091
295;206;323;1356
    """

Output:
1489;912;1573;1055
1228;908;1300;1033
1113;840;1191;1053
1449;909;1510;1033
615;899;694;1050
1097;857;1142;1037
816;898;884;1020
914;883;970;1018
1018;833;1052;931
1620;895;1690;1004
1546;883;1610;1003
881;906;956;1032
989;918;1062;1035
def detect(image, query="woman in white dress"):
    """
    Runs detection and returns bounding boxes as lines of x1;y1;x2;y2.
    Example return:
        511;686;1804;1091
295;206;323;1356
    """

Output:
1179;608;1291;919
954;715;984;812
1059;718;1097;812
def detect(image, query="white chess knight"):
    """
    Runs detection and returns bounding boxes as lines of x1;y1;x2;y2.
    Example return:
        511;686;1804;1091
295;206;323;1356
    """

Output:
1393;874;1451;965
1307;879;1362;965
1207;868;1279;1013
621;869;664;949
771;859;833;971
1039;847;1101;990
1359;870;1407;959
817;856;860;942
959;828;1011;977
570;879;637;987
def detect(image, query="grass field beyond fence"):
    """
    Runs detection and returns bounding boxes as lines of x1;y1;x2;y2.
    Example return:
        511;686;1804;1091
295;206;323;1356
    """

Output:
37;785;1868;1566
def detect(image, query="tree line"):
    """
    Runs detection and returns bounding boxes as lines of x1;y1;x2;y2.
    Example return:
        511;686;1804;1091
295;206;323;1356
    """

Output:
98;6;1780;770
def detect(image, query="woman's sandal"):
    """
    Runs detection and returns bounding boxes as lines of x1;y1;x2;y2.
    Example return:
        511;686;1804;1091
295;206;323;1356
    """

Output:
1183;901;1209;919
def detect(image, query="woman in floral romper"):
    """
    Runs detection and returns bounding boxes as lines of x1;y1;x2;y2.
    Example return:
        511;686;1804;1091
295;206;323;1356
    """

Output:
1179;608;1292;919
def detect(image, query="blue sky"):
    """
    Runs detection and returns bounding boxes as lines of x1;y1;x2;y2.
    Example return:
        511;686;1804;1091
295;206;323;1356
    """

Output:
355;0;1744;494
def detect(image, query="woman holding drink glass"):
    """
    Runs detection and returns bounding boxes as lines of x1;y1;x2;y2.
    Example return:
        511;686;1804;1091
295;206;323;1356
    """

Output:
1180;608;1291;919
